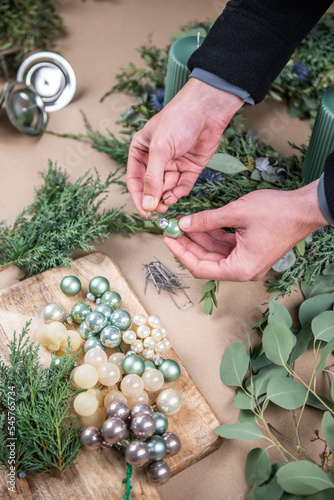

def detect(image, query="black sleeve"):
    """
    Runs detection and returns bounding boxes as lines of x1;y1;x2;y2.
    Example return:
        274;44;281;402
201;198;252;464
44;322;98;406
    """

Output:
324;152;334;219
188;0;333;103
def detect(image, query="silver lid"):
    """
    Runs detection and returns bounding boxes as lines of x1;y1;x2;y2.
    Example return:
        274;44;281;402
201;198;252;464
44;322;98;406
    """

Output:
17;51;76;112
4;81;48;136
0;82;9;111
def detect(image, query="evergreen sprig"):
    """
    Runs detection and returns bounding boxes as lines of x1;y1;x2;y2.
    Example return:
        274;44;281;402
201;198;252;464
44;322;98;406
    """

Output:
0;162;139;278
0;321;82;475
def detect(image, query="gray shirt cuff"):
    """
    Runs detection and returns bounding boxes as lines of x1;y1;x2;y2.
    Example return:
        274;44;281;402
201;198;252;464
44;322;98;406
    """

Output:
317;173;334;225
189;68;255;106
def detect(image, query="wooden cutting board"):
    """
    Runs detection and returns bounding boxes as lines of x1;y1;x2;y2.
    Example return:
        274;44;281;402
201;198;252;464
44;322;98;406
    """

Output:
0;252;222;499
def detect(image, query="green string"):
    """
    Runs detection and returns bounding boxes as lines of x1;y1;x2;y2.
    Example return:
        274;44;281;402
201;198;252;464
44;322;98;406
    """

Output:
120;462;133;500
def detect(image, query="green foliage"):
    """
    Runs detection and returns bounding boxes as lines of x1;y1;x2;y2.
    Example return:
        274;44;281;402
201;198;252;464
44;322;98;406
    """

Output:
0;1;63;78
0;321;81;475
0;162;140;278
199;280;220;315
218;273;334;497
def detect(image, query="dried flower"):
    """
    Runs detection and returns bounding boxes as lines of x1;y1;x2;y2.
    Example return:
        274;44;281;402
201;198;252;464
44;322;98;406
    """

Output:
291;61;308;83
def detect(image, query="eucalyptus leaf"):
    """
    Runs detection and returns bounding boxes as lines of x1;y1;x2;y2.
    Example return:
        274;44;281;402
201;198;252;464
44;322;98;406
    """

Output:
238;409;258;423
266;377;307;410
201;280;216;294
332;375;334;402
207;153;247;175
301;274;334;299
276;461;334;495
299;293;334;327
289;325;312;364
245;448;272;486
245;365;289;399
311;311;334;341
233;389;265;410
315;338;334;375
247;477;284;500
220;341;250;387
268;301;293;329
295;239;305;257
251;352;273;373
306;392;334;411
215;422;266;440
323;264;334;276
321;412;334;453
262;323;294;366
204;296;213;315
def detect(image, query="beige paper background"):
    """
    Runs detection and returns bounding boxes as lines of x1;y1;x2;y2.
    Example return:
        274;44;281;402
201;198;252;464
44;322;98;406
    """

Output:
1;1;333;499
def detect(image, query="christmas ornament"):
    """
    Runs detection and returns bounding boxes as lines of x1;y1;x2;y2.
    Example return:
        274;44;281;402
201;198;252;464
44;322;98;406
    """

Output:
88;276;110;299
71;302;92;323
146;435;167;461
158;359;181;382
147;460;171;485
42;302;66;323
100;290;122;310
60;275;81;296
156;388;182;416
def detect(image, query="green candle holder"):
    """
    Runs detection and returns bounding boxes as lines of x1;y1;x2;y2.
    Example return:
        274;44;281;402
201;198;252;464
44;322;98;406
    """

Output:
302;87;334;184
163;36;204;106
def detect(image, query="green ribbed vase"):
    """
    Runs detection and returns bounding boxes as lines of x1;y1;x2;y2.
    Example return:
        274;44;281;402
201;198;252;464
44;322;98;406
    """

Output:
163;36;204;106
302;87;334;184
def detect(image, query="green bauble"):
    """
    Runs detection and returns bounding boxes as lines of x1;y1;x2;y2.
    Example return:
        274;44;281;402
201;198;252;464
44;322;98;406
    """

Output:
146;435;167;461
84;337;106;352
60;275;81;296
144;360;156;371
122;354;145;376
100;290;122;310
153;413;169;435
110;309;131;331
85;311;108;334
71;302;92;324
78;321;93;340
163;218;184;239
89;276;110;298
158;359;181;382
95;303;114;320
100;326;122;348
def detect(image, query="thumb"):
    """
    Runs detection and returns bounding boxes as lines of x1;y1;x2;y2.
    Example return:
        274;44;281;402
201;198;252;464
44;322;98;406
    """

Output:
178;204;240;232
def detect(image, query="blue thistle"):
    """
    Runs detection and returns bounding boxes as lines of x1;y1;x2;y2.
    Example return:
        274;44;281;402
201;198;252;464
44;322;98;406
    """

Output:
194;168;221;197
149;88;165;111
291;61;308;83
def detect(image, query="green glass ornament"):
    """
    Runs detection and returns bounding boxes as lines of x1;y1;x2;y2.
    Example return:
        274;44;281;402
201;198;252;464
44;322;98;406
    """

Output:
95;303;114;320
89;276;110;298
84;337;106;352
158;359;181;382
122;354;145;376
100;290;122;310
71;302;92;324
146;435;168;461
162;218;184;239
78;321;93;340
153;413;169;435
144;360;156;371
110;309;131;331
100;326;122;348
85;311;108;334
60;275;81;296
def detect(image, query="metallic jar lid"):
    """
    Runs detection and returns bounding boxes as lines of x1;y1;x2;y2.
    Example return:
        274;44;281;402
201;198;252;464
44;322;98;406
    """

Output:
4;81;48;136
17;51;76;112
0;81;9;110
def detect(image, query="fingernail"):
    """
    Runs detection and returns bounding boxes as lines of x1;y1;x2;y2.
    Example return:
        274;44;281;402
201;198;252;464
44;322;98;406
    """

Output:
179;216;191;230
142;196;155;210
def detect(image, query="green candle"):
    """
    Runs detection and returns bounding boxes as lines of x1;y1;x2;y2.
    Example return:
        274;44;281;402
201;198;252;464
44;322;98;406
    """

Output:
164;35;204;106
302;87;334;184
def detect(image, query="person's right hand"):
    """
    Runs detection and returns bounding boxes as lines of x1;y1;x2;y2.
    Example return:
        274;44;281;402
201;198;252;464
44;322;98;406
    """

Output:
126;78;243;217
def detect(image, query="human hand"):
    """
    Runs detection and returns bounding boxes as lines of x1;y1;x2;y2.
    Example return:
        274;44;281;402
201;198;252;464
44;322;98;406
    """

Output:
163;181;329;282
126;78;243;217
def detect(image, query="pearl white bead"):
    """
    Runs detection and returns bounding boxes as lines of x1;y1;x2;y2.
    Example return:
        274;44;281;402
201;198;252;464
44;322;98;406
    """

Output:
74;391;99;417
132;339;144;353
122;330;137;344
151;328;163;342
142;348;155;360
97;362;121;386
148;315;161;328
127;390;150;408
160;326;168;338
156;388;182;415
82;407;106;428
132;314;147;329
120;374;145;398
84;347;108;369
73;364;99;389
141;369;164;392
108;352;125;372
137;325;150;339
154;341;166;355
144;337;156;349
104;390;127;407
164;338;172;350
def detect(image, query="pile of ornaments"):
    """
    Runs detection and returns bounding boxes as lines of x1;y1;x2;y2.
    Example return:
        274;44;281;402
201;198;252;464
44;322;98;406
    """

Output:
81;401;181;485
36;274;183;485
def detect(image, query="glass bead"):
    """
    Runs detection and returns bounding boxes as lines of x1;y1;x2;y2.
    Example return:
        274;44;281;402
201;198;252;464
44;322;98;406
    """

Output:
136;325;150;339
82;407;106;428
110;309;132;331
73;364;99;389
163;218;184;239
148;315;161;328
85;311;108;334
127;390;149;408
95;303;114;320
131;314;147;332
153;413;169;435
108;352;125;372
154;341;166;355
120;374;145;398
89;276;110;298
160;326;168;338
71;302;92;324
141;369;164;392
122;354;145;376
122;330;137;345
60;275;81;296
78;321;93;340
74;391;99;417
144;337;156;349
156;389;182;416
84;337;106;353
42;302;67;323
104;390;127;407
158;359;181;383
84;347;108;368
97;362;121;386
142;348;155;360
163;338;172;350
151;328;163;342
100;326;122;348
100;290;122;310
146;435;167;461
132;339;143;354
